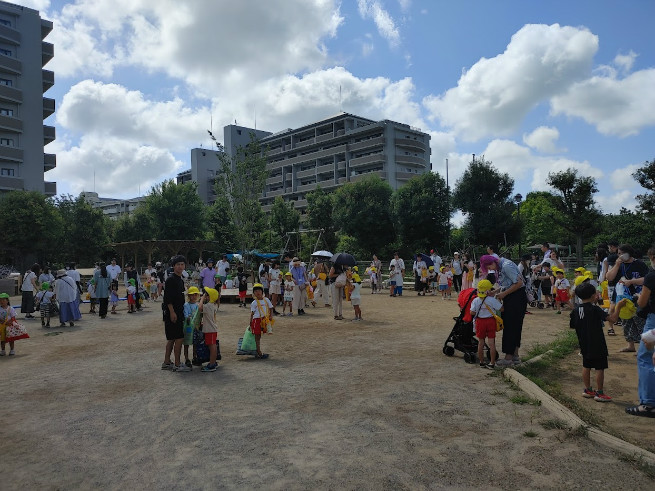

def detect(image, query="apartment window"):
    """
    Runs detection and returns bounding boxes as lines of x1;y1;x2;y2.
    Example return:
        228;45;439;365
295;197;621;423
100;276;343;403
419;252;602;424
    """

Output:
0;49;11;57
0;108;13;116
0;138;14;146
0;19;10;27
0;78;12;87
1;168;14;176
236;130;242;135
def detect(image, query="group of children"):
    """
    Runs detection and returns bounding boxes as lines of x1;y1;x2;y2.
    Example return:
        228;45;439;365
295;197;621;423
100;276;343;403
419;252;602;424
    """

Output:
86;279;126;315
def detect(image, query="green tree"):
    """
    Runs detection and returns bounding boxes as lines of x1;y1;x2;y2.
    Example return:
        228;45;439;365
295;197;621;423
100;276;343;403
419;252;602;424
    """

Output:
205;194;238;250
112;206;157;243
633;157;655;215
54;195;110;265
546;168;602;265
143;180;206;240
518;191;567;248
306;186;338;252
269;196;300;250
587;209;655;255
214;135;268;252
332;175;394;258
452;157;518;249
391;172;450;255
0;190;61;268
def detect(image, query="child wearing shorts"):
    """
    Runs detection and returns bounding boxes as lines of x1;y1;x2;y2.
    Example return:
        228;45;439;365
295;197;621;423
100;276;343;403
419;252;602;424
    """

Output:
110;279;119;314
428;266;437;295
237;266;248;308
570;282;614;402
88;279;97;314
470;279;502;369
350;273;363;321
183;286;200;369
35;282;54;328
249;283;273;359
553;268;570;314
127;279;137;313
438;267;449;299
198;287;219;372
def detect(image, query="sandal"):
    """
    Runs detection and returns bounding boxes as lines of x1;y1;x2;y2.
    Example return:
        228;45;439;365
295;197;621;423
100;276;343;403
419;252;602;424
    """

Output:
255;353;269;359
607;328;616;336
619;347;636;352
625;405;655;418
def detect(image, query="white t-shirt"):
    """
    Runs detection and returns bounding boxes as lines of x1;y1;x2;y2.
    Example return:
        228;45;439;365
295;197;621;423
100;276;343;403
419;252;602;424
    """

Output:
22;271;37;292
351;283;362;299
438;271;452;285
471;296;502;318
250;297;273;319
554;278;570;290
431;254;442;270
217;260;230;277
67;269;81;283
106;264;121;280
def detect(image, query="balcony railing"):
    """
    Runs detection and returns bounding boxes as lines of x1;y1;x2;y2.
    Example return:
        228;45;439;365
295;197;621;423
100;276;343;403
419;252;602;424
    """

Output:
0;114;22;132
43;97;55;118
42;42;54;66
0;54;21;75
0;24;20;44
44;153;56;171
0;175;23;191
44;125;56;144
44;181;56;196
0;145;23;161
42;69;54;92
0;84;22;103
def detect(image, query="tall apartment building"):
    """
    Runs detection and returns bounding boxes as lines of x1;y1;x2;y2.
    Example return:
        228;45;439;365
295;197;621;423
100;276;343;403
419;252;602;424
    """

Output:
178;113;431;212
80;191;146;220
0;1;56;195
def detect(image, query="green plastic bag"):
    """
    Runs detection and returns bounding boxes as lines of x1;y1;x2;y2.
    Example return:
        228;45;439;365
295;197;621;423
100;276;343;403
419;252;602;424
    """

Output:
191;308;203;331
240;326;257;352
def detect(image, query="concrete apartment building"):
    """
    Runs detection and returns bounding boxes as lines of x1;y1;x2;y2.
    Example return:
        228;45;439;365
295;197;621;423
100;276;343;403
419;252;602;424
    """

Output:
0;1;56;195
80;191;146;220
178;112;432;213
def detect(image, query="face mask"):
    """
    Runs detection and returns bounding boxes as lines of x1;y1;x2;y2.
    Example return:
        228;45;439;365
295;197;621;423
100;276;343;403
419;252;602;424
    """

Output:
620;253;630;261
651;261;655;269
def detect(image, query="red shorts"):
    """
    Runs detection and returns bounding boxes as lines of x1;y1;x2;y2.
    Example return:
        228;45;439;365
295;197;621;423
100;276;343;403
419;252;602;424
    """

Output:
475;316;496;339
556;289;570;303
204;332;217;346
250;317;262;335
238;291;246;299
127;294;135;305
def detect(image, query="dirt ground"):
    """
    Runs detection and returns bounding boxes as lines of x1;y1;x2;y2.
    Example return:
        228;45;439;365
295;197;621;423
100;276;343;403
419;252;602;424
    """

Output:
2;291;654;489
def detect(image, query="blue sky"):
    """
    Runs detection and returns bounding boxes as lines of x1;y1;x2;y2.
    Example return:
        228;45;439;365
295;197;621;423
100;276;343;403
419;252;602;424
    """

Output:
22;0;655;215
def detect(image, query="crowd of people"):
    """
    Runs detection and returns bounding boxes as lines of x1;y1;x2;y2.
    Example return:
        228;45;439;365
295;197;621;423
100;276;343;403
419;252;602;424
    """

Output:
4;241;655;419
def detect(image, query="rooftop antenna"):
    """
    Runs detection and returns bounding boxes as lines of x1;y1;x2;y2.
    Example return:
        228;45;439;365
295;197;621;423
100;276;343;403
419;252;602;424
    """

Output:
93;169;95;192
339;85;342;111
254;108;257;129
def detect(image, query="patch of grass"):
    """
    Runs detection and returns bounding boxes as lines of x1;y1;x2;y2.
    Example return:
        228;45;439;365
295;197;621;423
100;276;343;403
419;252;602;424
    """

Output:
619;454;655;480
569;425;589;438
510;394;542;406
490;389;507;397
540;419;570;430
522;330;579;362
522;430;539;438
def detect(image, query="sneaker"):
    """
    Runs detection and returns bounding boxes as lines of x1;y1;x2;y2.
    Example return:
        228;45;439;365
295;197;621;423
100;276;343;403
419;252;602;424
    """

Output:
582;388;596;398
185;360;192;368
161;362;175;370
202;363;217;372
485;364;496;370
174;364;191;372
287;313;293;316
479;362;487;368
594;392;612;402
496;359;514;367
512;356;522;365
9;350;15;356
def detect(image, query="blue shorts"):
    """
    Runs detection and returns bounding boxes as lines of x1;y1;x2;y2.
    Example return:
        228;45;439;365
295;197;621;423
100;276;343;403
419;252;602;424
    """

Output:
389;280;396;286
439;284;448;291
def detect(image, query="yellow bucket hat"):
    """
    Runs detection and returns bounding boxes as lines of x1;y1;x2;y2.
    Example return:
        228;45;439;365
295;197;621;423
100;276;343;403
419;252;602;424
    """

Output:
370;267;376;272
477;279;493;298
574;275;588;287
203;287;219;303
187;286;200;295
352;273;361;282
574;267;586;273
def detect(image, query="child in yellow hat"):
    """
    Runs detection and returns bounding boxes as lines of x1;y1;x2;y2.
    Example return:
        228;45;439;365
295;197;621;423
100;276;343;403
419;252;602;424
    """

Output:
182;286;201;369
283;272;294;316
553;269;570;314
198;287;220;371
250;283;273;358
470;279;502;369
350;273;363;321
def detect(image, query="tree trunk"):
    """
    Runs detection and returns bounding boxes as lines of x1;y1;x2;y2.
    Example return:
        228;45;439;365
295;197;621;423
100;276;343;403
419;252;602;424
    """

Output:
576;234;583;267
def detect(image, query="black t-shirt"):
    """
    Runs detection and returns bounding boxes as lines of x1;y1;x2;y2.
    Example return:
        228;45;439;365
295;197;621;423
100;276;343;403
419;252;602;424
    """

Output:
570;303;608;359
619;260;649;296
237;272;248;292
163;273;185;318
643;270;655;313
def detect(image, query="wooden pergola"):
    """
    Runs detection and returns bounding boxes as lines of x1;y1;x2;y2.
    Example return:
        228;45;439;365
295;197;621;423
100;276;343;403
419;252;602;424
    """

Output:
107;240;226;268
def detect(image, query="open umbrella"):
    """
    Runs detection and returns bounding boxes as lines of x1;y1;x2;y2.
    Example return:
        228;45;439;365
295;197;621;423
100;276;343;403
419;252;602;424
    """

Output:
415;253;434;267
331;252;357;267
311;250;333;258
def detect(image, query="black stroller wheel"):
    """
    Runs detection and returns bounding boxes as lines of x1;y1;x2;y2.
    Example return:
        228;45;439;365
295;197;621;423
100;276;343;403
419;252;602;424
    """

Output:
444;346;455;357
538;302;545;309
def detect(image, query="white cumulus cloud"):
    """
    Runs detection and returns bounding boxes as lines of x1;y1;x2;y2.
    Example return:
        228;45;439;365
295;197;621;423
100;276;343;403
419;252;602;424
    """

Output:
357;0;401;47
522;126;566;153
423;24;598;141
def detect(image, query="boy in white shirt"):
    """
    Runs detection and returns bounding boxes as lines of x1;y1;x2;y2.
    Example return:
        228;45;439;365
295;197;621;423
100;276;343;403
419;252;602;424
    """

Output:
349;273;363;321
437;267;451;299
198;287;220;372
250;283;273;359
553;268;571;314
470;280;502;369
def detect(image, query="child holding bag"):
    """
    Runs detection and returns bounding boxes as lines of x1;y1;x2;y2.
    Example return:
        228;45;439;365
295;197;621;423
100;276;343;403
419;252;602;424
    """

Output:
250;283;273;359
198;287;219;372
1;293;25;356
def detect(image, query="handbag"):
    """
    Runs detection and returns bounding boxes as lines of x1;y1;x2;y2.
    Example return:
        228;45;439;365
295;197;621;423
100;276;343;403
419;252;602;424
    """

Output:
335;272;347;288
484;304;504;332
5;321;30;342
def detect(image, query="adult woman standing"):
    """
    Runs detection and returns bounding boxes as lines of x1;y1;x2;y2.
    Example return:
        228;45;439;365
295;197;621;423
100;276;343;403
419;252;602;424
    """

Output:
626;246;655;417
38;266;54;285
480;255;527;367
21;263;40;319
548;250;565;271
55;270;81;327
329;262;345;320
93;262;112;319
414;254;427;295
372;255;382;292
313;260;329;307
461;254;475;291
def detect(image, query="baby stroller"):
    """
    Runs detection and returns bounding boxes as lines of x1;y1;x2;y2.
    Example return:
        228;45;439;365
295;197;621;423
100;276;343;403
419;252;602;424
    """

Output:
442;288;498;364
527;284;545;309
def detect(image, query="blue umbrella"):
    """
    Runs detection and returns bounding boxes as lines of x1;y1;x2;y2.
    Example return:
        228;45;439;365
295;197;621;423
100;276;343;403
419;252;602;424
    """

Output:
415;253;434;267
